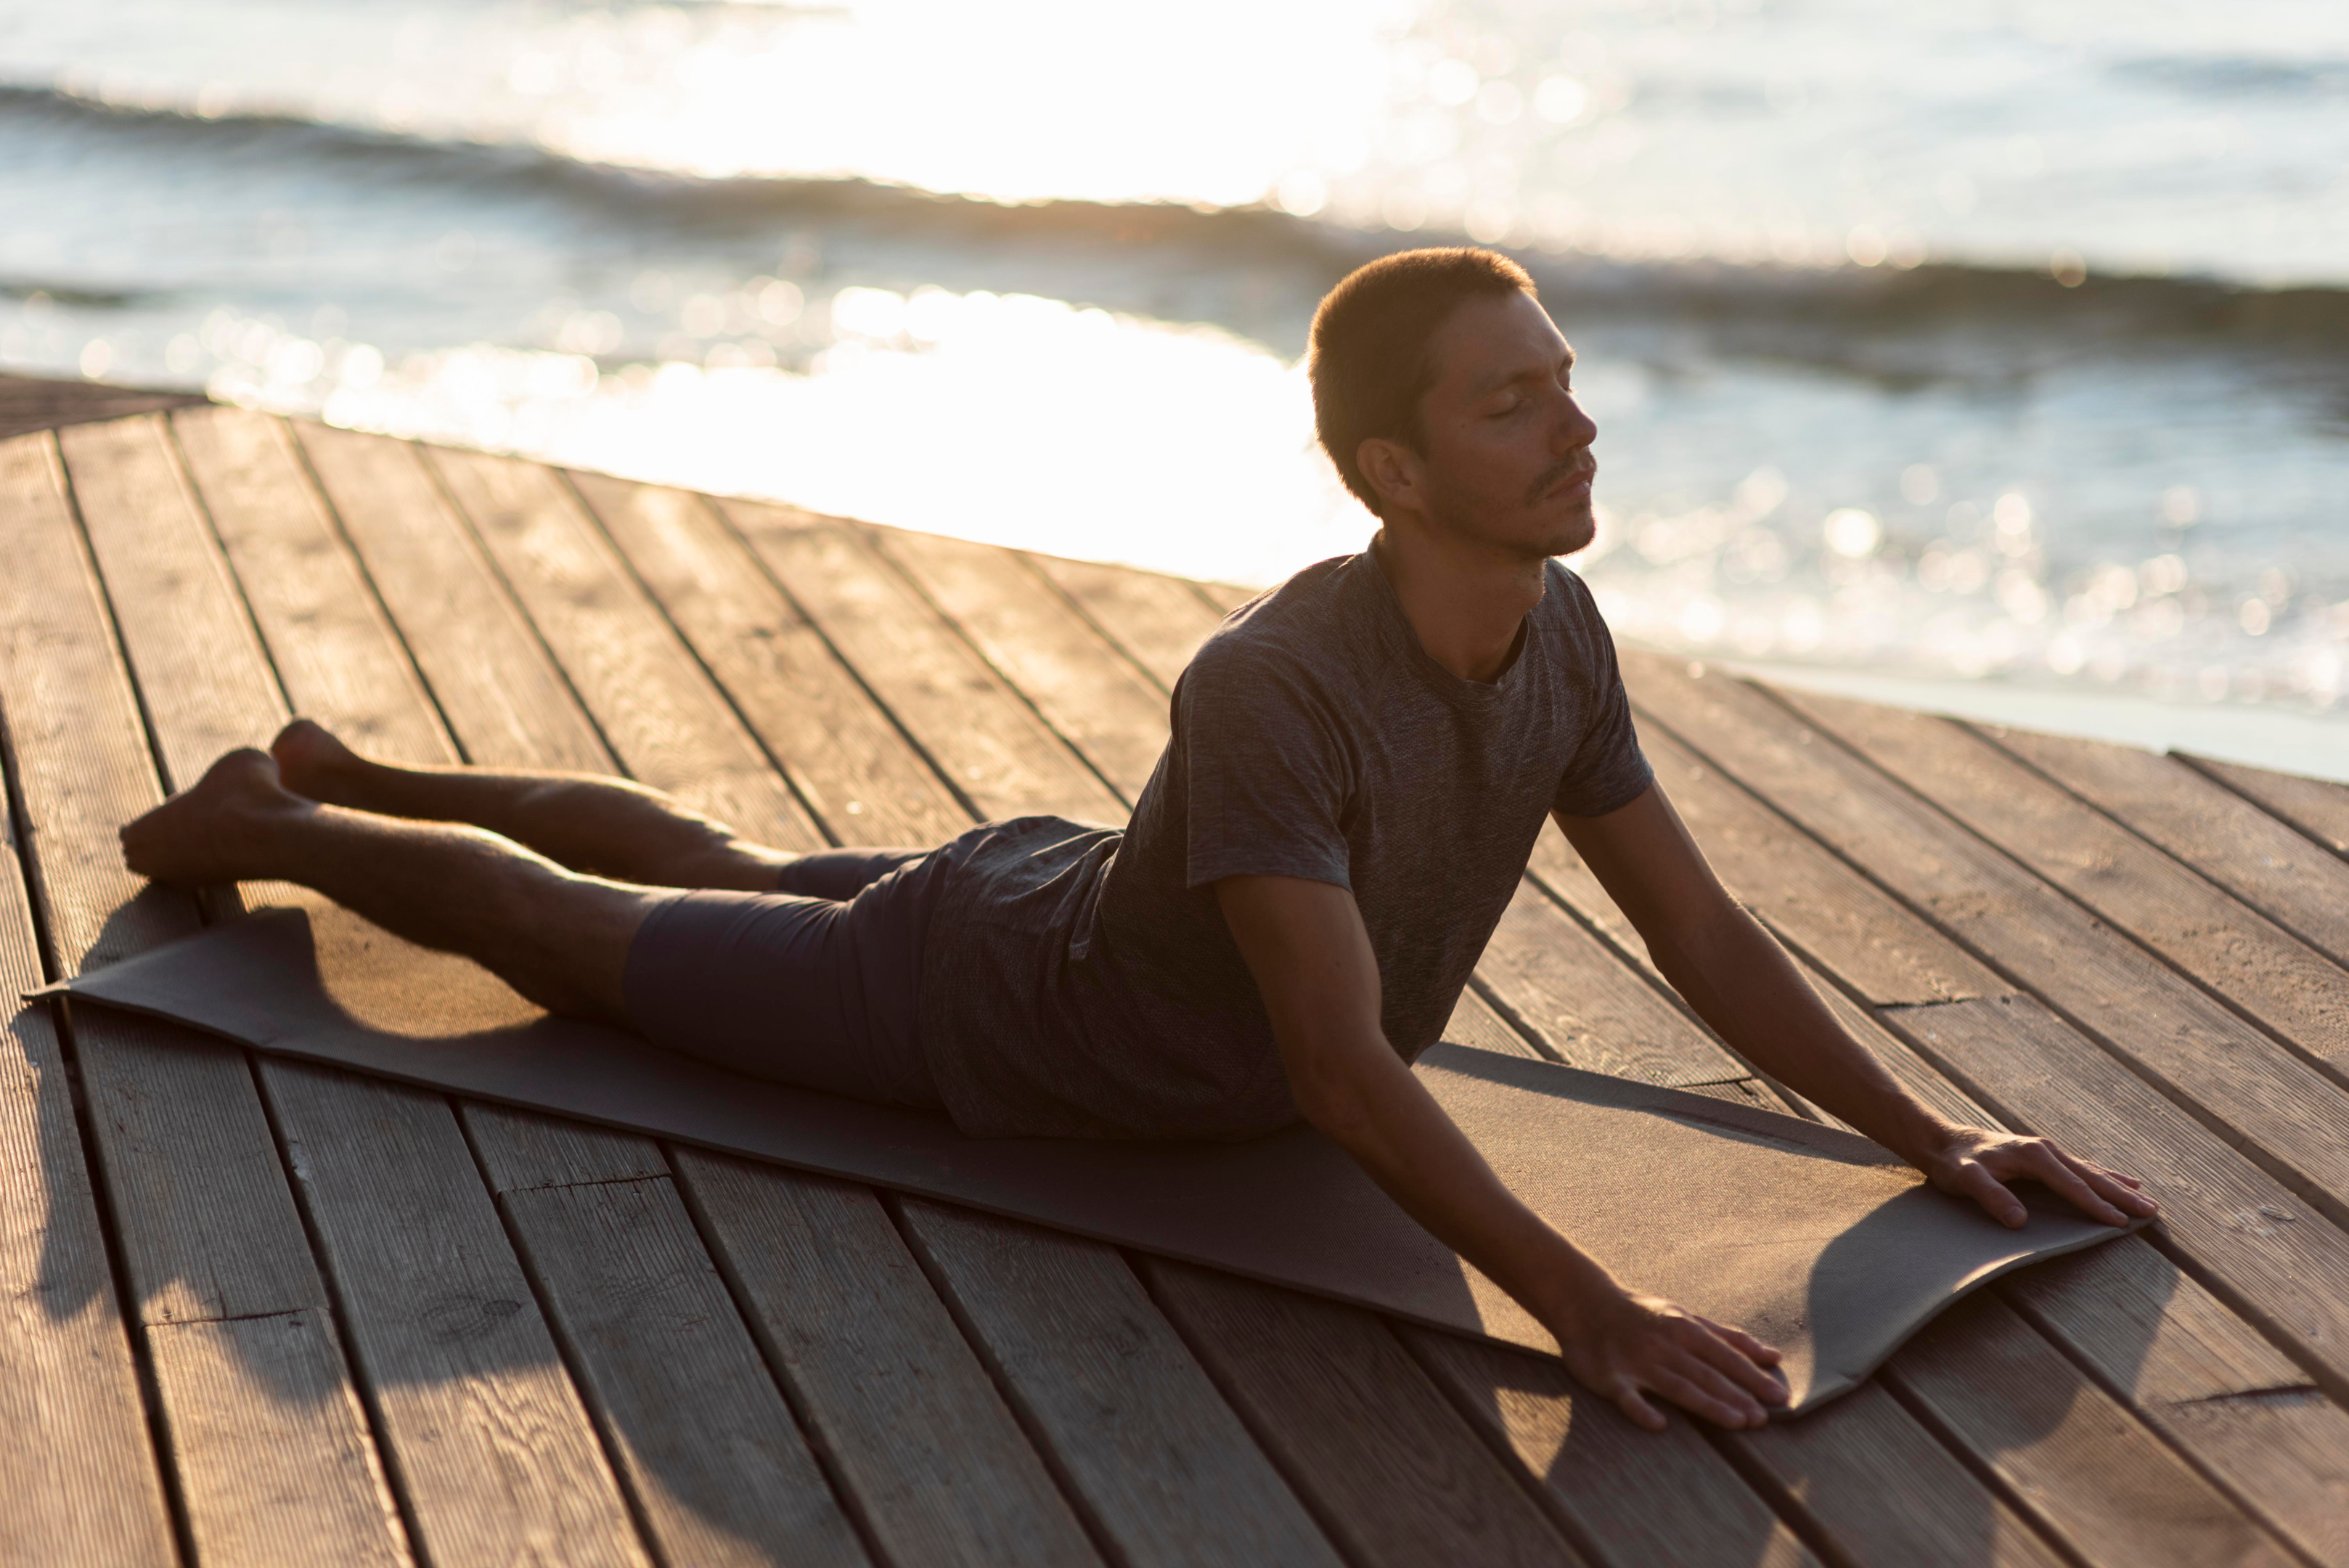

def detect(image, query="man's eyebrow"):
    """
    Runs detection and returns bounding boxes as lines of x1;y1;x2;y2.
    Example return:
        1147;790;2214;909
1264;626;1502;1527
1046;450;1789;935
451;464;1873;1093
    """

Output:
1474;348;1577;394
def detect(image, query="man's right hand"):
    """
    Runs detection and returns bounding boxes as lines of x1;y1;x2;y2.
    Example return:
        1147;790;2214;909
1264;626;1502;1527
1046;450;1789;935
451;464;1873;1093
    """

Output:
1542;1281;1788;1430
1217;872;1792;1432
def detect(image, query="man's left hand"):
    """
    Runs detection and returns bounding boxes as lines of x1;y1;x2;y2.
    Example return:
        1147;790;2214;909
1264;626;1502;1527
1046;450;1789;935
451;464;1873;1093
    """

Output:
1912;1125;2157;1228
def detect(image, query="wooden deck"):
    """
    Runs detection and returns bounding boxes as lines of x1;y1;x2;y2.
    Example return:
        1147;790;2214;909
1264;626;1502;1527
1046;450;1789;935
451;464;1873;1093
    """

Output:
4;372;2348;1567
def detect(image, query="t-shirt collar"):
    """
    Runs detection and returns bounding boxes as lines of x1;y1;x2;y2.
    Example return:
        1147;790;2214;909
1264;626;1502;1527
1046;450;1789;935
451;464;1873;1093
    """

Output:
1360;534;1531;701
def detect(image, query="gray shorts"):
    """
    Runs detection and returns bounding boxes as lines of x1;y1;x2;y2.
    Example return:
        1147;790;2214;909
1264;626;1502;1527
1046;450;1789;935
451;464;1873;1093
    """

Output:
619;846;955;1108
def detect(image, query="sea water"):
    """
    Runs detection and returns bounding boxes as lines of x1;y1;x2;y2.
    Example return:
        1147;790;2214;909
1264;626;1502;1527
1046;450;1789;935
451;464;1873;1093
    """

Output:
4;0;2345;764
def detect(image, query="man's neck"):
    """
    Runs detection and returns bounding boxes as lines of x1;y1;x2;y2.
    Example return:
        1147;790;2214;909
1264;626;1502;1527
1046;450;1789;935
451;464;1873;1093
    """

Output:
1370;520;1547;685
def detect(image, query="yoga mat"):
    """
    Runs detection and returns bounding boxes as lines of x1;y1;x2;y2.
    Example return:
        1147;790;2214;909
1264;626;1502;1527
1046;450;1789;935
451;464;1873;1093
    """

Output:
28;905;2141;1414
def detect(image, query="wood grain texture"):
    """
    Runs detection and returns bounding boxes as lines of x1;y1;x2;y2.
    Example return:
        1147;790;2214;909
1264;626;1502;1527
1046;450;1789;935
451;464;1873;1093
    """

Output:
89;411;663;1567
292;422;610;775
1729;1379;2067;1568
896;1201;1341;1568
21;417;411;1564
1140;1261;1588;1568
173;409;444;762
1622;653;2349;1223
568;472;964;847
146;1310;410;1568
1404;1328;1820;1568
220;425;884;1567
502;1173;872;1568
428;447;822;852
676;1155;1102;1568
1884;1291;2296;1568
1983;720;2349;968
262;1064;650;1568
2183;755;2349;859
2001;1238;2349;1567
872;528;1174;802
717;499;1125;825
1882;995;2349;1402
1021;551;1227;693
1474;877;1749;1087
0;440;177;1565
1776;689;2349;1077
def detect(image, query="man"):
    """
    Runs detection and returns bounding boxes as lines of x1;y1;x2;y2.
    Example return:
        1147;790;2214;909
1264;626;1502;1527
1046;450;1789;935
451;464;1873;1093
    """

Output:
122;247;2153;1432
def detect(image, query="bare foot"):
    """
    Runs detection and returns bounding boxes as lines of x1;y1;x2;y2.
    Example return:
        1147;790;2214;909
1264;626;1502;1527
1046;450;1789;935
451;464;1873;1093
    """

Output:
120;748;309;886
271;718;369;805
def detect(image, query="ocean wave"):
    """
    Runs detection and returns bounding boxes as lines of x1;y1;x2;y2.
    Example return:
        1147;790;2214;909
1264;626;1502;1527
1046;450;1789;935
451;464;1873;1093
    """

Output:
9;78;2349;340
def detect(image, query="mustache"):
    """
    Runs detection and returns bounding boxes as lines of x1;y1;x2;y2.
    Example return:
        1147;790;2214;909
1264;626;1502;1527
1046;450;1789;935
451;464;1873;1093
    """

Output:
1527;453;1595;507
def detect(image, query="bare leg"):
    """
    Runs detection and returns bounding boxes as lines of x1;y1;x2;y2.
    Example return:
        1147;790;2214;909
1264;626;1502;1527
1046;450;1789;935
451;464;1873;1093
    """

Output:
121;748;660;1025
271;719;791;891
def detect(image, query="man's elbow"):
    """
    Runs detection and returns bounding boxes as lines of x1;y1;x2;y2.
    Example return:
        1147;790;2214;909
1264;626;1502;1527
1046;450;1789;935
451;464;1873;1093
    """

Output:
1282;1045;1382;1142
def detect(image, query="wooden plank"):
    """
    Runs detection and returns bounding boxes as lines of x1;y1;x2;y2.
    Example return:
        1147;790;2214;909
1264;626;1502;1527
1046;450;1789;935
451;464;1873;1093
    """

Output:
34;416;411;1566
79;411;668;1566
1982;721;2349;967
0;433;179;1567
1538;732;2004;1010
465;1117;871;1568
2001;1236;2349;1567
1475;878;1752;1087
1886;995;2349;1400
291;421;610;775
2183;755;2349;859
259;1068;653;1568
1884;1291;2297;1568
426;447;823;849
1402;1329;1821;1568
175;408;444;761
210;415;875;1566
870;528;1177;803
1021;550;1226;693
714;499;1125;825
1527;653;2349;1547
1774;689;2349;1080
895;1200;1341;1568
566;471;963;846
1728;1379;2067;1568
1622;653;2349;1224
676;1156;1103;1568
1140;1261;1590;1568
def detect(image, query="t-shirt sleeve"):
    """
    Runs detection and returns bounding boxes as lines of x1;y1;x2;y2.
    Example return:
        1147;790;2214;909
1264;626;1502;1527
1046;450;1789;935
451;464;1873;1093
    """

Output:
1176;645;1354;890
1551;574;1656;819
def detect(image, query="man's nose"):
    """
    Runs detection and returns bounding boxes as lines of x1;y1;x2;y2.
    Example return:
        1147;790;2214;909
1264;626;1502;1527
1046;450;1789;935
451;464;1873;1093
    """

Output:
1552;391;1598;452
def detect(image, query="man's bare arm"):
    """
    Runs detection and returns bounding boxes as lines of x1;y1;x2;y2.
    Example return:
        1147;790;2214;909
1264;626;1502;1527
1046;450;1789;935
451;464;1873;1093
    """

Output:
1557;785;2156;1229
1216;872;1788;1431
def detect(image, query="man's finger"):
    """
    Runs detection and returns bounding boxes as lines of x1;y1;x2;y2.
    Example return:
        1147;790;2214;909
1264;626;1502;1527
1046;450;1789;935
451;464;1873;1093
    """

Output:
1653;1366;1765;1429
2056;1150;2158;1213
1693;1315;1784;1368
1610;1381;1667;1432
2012;1145;2128;1225
1688;1326;1790;1402
1953;1161;2028;1228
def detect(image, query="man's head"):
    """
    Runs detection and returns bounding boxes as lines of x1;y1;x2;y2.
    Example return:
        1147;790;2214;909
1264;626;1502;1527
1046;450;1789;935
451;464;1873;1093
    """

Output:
1309;248;1598;559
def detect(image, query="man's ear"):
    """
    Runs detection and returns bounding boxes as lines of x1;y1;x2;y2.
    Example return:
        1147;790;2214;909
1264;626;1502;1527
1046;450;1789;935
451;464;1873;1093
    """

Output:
1357;436;1419;517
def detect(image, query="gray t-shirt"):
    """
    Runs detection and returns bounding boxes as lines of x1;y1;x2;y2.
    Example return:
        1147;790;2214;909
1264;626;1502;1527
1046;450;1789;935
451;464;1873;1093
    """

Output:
916;546;1654;1140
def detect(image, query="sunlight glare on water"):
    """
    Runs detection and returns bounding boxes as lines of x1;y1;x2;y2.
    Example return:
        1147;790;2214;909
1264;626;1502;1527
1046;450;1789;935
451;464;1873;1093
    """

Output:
215;287;1371;586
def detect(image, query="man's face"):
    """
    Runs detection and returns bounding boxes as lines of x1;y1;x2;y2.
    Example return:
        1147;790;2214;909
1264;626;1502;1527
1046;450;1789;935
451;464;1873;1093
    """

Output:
1394;290;1598;559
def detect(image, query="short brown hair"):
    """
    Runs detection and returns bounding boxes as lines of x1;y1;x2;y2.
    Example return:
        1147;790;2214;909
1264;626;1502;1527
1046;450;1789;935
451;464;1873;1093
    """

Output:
1307;247;1537;515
